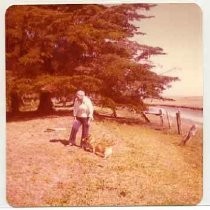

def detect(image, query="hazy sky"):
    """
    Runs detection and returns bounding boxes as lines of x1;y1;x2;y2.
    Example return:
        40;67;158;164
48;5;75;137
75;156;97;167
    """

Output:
133;3;202;97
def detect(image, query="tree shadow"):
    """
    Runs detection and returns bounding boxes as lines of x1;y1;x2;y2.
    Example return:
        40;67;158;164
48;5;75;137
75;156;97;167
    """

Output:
6;110;72;122
7;110;135;122
7;110;147;126
94;113;146;125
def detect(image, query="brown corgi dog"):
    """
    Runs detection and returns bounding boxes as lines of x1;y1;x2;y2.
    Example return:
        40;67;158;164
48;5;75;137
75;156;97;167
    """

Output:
94;143;113;159
81;135;113;159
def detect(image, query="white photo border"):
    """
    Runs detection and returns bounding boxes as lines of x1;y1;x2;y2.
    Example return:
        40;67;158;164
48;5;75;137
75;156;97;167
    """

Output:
0;0;209;207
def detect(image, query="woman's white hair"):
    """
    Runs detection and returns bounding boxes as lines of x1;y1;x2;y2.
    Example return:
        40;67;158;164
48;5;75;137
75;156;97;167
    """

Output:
76;90;85;96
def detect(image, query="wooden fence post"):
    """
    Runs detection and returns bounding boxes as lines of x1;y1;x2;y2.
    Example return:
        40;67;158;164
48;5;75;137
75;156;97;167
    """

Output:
166;111;171;129
141;112;150;123
179;124;197;146
159;109;164;127
176;110;182;135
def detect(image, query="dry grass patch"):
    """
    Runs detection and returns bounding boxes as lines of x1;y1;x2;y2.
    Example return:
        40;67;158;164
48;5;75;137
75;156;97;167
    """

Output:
7;116;202;206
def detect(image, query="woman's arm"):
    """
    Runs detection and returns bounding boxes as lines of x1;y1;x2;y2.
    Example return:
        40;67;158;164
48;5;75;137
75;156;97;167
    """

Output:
86;97;94;120
73;99;78;118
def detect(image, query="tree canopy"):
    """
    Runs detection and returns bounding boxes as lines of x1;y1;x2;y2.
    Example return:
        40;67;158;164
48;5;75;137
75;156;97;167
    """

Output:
6;4;178;113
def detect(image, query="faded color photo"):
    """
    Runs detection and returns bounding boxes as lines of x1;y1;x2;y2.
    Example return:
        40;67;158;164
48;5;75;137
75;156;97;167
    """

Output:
6;3;202;207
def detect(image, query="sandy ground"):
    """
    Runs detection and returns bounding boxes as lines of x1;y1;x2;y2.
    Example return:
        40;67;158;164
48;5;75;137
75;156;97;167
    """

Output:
6;114;202;207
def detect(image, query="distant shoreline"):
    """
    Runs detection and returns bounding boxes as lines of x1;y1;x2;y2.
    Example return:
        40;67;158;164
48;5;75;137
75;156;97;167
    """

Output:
144;96;203;111
147;103;203;111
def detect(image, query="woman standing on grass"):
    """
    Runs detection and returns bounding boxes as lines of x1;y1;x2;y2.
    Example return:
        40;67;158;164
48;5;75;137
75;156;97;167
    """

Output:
67;90;94;147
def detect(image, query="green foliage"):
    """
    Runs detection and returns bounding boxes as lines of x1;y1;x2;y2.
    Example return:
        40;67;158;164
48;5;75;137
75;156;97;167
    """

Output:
6;4;178;112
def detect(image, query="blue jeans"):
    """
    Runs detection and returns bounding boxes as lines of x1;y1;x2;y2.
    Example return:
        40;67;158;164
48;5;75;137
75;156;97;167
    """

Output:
69;117;90;145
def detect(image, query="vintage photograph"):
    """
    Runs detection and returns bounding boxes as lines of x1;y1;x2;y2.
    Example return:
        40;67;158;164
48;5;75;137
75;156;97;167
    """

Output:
6;3;203;206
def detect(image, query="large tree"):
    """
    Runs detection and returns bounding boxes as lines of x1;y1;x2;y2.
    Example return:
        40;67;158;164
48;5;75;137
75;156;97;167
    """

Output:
6;4;178;115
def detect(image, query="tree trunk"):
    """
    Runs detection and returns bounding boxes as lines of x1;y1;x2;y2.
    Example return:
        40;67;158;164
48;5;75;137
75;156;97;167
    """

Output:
10;91;20;115
112;108;117;118
37;90;54;114
44;58;54;74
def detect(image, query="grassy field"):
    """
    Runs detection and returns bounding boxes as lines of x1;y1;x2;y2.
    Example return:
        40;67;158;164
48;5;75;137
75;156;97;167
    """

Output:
144;96;203;109
6;112;203;207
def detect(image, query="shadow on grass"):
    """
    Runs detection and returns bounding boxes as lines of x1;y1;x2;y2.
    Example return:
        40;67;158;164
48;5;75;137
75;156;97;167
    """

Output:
7;110;167;134
49;139;82;148
6;110;147;126
94;113;147;125
50;139;69;146
6;111;160;136
6;110;72;122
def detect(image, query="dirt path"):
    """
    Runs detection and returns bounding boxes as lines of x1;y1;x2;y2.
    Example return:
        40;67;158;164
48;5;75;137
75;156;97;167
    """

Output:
6;116;202;206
